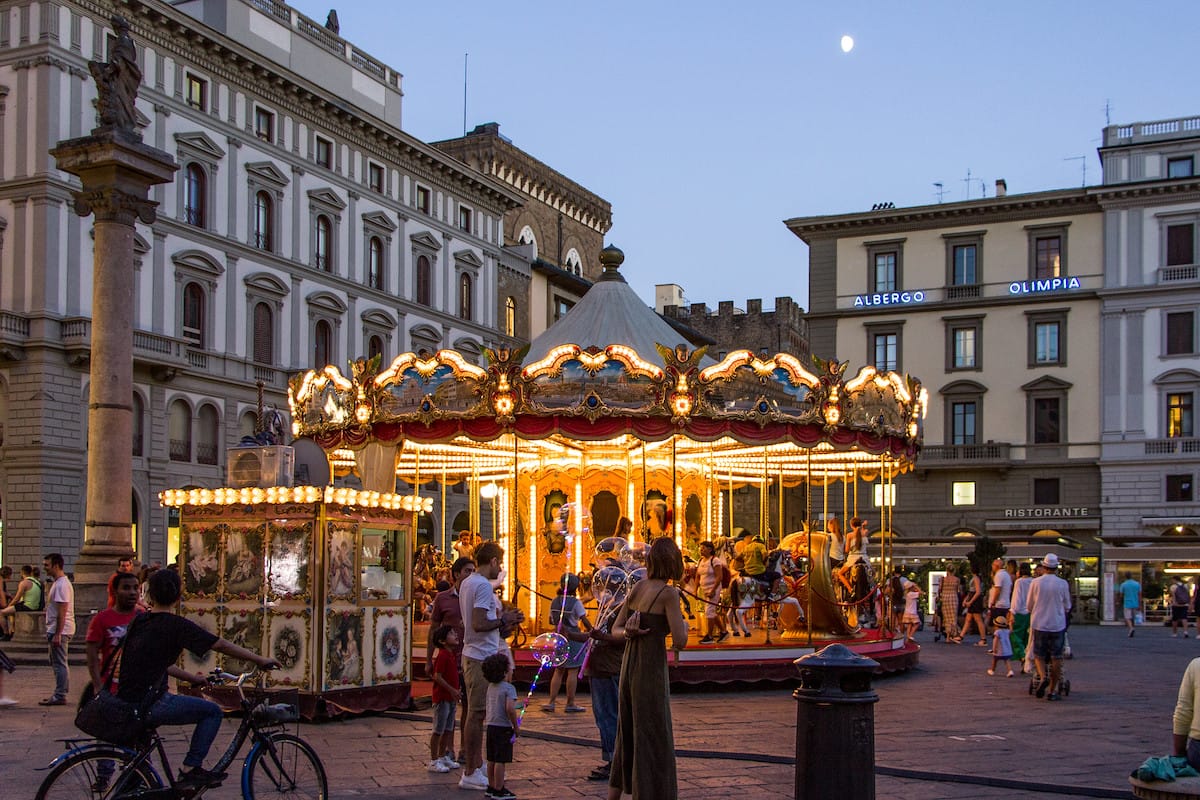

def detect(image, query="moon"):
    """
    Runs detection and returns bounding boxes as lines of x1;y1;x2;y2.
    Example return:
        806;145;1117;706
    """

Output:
841;35;854;53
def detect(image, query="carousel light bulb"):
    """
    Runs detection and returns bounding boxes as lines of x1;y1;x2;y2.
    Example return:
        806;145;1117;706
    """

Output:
355;403;371;423
824;404;841;425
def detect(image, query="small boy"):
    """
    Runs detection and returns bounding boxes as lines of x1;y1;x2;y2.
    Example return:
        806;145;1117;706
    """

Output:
987;615;1014;677
482;652;519;799
428;626;462;773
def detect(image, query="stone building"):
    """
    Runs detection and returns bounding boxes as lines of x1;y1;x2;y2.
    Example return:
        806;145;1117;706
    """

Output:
1095;114;1200;617
0;0;534;568
787;182;1106;603
432;122;613;341
658;294;809;362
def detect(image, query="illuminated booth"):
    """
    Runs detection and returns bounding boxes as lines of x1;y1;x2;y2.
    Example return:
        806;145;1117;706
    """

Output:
283;246;927;680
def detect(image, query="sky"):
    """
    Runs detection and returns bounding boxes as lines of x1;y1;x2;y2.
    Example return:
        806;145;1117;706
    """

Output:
291;0;1200;312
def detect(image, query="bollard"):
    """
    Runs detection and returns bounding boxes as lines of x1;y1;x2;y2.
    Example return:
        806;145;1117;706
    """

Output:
793;644;880;800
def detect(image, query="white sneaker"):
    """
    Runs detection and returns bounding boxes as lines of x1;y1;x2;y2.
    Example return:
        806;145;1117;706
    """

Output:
458;769;488;790
440;755;462;770
0;697;16;706
428;759;450;773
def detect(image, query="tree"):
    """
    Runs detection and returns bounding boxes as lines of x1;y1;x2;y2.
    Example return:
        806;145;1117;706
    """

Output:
968;535;1006;575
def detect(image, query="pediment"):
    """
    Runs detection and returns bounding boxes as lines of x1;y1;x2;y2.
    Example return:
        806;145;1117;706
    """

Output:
939;379;988;396
244;271;290;297
307;188;346;211
409;324;442;345
361;210;396;232
306;290;348;314
1021;375;1073;392
171;249;225;277
245;161;290;188
361;308;397;329
174;131;225;161
410;231;442;251
1154;369;1200;386
452;249;484;269
453;337;482;354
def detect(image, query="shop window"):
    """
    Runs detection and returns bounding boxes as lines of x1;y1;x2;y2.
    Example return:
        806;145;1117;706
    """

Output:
1167;474;1194;503
1033;478;1060;505
952;481;976;506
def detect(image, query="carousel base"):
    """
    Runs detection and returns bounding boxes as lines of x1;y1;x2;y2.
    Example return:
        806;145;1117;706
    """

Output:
510;627;919;686
185;682;414;720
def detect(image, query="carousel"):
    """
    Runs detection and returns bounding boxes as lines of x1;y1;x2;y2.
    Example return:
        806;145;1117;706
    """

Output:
280;245;927;686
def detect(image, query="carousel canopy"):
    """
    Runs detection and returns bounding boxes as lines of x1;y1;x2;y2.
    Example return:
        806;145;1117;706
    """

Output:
525;246;707;369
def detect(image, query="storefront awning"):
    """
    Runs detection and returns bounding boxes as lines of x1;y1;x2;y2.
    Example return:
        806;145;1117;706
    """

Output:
986;519;1098;531
1142;517;1200;529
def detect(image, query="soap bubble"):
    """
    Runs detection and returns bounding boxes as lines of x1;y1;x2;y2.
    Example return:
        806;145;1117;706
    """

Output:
593;536;630;567
530;632;569;668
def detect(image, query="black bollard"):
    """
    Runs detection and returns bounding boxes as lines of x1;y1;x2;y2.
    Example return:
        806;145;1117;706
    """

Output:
793;644;879;800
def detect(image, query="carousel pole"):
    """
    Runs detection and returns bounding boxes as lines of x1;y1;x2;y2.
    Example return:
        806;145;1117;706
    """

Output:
441;466;447;555
878;454;887;586
672;436;681;548
512;435;519;603
761;449;768;544
727;468;734;539
778;460;784;544
805;451;812;648
470;455;479;539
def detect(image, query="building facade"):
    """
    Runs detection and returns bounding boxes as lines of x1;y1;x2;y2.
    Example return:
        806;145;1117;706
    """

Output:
1096;115;1200;618
0;0;529;569
659;295;809;362
788;184;1105;612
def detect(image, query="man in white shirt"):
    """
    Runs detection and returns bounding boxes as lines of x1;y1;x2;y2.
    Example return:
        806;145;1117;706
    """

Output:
1026;553;1071;702
457;541;523;791
40;552;75;706
988;558;1014;633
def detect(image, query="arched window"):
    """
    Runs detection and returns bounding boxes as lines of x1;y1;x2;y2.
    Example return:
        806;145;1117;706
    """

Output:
168;400;191;462
132;392;145;457
458;273;473;321
565;248;582;276
517;226;538;259
182;282;205;347
315;214;332;271
416;255;432;306
505;296;516;337
368;237;384;290
184;164;206;227
314;319;333;368
253;191;273;251
368;335;384;361
252;302;274;364
196;404;220;465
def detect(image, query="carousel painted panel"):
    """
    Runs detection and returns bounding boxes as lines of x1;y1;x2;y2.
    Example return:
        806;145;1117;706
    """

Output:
222;522;266;601
180;605;222;673
222;604;266;673
324;608;365;690
326;520;359;602
266;519;314;602
372;607;409;684
265;608;312;688
526;358;659;414
182;522;226;600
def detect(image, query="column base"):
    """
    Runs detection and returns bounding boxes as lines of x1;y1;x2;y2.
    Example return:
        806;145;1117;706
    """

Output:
72;538;135;613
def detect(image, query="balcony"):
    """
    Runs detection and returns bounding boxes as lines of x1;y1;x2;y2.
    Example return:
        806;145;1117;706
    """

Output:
61;318;191;377
0;311;29;361
1145;438;1200;455
946;285;981;300
1160;265;1199;284
920;442;1012;467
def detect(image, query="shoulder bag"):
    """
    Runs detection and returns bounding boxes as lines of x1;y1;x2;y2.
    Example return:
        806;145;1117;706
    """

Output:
74;616;153;745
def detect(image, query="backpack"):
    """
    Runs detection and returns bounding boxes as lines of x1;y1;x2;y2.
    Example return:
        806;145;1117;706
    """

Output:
1174;583;1191;606
718;563;732;589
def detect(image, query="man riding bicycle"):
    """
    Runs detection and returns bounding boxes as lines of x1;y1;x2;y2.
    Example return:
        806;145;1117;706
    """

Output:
117;569;278;789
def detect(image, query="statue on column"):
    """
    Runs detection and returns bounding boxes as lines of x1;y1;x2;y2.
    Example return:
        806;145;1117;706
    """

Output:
88;15;142;137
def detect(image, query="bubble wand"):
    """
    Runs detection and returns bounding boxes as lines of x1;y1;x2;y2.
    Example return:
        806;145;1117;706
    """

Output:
512;632;568;743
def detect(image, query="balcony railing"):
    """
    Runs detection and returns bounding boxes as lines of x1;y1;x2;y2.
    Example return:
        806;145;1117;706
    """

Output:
920;443;1012;464
1160;265;1199;283
946;285;981;300
169;439;191;462
196;443;219;465
1145;438;1200;455
0;312;29;338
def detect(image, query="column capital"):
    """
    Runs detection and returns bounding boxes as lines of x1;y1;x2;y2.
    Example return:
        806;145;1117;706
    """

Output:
73;186;158;225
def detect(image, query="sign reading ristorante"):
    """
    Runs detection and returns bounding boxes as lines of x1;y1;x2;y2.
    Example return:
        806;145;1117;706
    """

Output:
1004;507;1092;518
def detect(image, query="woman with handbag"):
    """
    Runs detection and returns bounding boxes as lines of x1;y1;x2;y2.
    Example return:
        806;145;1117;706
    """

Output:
116;569;278;789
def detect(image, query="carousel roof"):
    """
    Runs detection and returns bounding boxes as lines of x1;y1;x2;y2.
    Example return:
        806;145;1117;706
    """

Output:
524;246;707;369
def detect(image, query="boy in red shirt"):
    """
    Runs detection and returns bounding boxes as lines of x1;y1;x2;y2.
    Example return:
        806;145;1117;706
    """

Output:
428;625;462;773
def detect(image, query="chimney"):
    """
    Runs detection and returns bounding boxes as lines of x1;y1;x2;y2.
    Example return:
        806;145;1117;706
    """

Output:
995;179;1007;197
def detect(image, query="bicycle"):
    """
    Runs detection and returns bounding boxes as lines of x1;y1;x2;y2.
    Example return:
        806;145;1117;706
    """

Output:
35;668;327;800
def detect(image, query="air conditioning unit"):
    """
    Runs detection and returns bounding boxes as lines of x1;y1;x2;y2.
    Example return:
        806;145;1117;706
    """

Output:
226;446;295;489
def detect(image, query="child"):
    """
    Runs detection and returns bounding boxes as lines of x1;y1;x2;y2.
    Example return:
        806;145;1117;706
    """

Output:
987;615;1014;677
482;652;519;799
428;626;462;773
901;582;923;645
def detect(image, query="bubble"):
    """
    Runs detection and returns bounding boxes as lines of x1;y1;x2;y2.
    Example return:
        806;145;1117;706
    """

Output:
622;541;650;569
593;536;630;567
592;565;632;605
628;567;647;585
530;632;569;668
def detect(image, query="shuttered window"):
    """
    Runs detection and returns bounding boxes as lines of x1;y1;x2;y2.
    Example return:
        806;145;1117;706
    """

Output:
253;302;274;364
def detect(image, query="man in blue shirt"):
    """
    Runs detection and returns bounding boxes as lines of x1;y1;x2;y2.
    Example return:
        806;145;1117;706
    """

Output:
1118;573;1142;638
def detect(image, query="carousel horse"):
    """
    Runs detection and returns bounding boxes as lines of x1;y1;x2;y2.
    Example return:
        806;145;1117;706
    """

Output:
727;549;795;640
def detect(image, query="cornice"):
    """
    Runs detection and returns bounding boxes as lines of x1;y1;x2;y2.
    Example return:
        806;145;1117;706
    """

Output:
1089;179;1200;208
785;188;1098;241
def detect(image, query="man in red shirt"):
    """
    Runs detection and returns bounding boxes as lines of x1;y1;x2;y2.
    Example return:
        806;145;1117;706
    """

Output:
425;557;475;761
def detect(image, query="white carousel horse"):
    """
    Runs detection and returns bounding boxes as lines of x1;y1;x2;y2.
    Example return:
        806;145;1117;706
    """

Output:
726;549;795;637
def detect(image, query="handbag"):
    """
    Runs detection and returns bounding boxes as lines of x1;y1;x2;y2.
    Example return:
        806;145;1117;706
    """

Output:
74;616;151;745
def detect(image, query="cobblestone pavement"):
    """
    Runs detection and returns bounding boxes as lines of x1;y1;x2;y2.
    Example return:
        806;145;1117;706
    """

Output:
1;623;1189;799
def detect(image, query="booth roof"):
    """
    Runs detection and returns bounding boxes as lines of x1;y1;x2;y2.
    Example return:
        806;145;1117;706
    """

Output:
523;246;707;369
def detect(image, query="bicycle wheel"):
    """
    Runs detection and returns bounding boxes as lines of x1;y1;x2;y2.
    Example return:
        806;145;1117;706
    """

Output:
244;733;327;800
35;746;161;800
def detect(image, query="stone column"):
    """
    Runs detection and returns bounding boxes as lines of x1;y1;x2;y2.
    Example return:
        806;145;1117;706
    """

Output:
50;15;176;610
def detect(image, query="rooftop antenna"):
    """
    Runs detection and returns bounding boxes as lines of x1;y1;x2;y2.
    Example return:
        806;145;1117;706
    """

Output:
462;53;468;136
962;168;973;200
1104;99;1112;127
933;182;948;203
980;179;987;198
1064;155;1087;187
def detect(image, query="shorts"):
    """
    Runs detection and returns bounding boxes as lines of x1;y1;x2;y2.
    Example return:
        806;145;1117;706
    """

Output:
1123;607;1135;621
463;657;489;720
967;596;985;614
486;724;514;763
901;613;919;624
1031;629;1065;661
432;700;456;735
561;639;586;670
1173;605;1190;623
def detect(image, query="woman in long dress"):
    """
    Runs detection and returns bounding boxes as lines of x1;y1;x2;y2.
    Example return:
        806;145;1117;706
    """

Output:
939;568;961;641
608;538;688;800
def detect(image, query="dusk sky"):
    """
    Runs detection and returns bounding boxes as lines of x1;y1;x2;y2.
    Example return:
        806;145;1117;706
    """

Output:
292;0;1199;312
